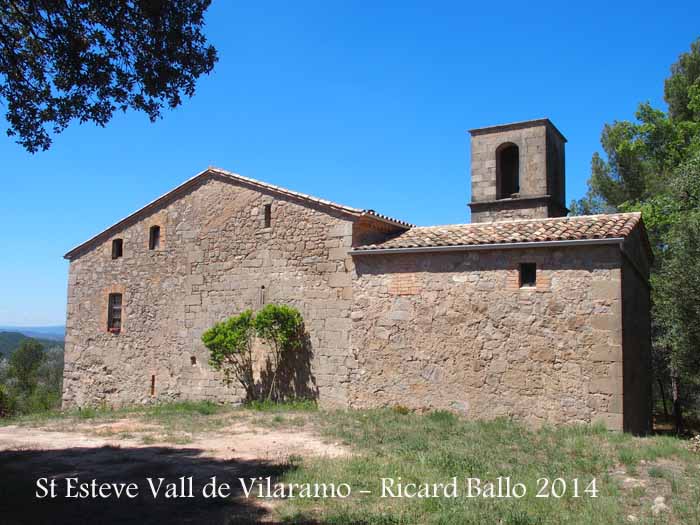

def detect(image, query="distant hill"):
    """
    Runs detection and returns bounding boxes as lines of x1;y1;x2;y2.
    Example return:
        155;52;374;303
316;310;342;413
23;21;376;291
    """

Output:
0;325;65;341
0;331;64;359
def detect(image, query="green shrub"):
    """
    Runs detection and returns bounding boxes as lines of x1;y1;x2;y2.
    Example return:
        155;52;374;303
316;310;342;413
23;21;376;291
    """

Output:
0;341;63;417
253;304;304;401
427;410;457;424
202;304;306;403
0;384;17;417
201;310;256;400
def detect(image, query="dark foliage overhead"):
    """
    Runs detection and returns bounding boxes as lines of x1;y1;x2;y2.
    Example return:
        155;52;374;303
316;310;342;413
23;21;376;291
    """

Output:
0;0;217;152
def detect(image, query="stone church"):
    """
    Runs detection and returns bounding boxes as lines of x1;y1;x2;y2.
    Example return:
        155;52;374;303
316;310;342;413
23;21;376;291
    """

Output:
63;119;652;433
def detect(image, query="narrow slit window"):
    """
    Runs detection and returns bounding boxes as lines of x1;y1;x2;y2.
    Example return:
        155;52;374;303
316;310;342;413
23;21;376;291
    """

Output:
150;375;155;396
263;204;272;228
519;263;537;288
190;356;197;366
149;225;160;250
111;238;123;259
107;293;122;332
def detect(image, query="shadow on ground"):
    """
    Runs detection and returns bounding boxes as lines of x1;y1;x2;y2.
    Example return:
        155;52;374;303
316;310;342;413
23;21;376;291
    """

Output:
0;445;294;524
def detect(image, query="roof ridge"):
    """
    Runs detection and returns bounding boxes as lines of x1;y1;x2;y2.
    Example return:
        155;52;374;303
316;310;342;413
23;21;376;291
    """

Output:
208;167;363;213
407;212;640;230
473;212;640;226
355;212;646;252
208;167;413;227
64;167;412;259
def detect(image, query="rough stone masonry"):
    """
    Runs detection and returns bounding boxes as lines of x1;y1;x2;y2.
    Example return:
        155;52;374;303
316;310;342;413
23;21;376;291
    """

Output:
63;119;652;433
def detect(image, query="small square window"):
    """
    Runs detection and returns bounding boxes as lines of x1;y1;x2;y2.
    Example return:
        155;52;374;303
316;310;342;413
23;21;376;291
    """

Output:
263;204;272;228
149;225;160;250
111;239;123;259
107;293;122;332
519;263;536;288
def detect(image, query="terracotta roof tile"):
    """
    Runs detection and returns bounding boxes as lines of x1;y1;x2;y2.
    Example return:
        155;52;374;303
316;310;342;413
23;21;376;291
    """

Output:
354;213;642;251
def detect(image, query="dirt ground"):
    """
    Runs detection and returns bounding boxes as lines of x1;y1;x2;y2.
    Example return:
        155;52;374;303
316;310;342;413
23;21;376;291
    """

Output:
0;416;347;524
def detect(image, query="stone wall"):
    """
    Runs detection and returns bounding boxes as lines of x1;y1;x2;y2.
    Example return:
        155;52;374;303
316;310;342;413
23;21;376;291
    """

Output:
622;257;652;434
349;245;628;429
468;197;551;223
63;174;365;408
63;171;651;432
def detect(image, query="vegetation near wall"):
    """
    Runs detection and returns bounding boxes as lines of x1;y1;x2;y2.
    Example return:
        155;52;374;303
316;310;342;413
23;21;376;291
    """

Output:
0;338;63;416
201;304;309;403
572;37;700;431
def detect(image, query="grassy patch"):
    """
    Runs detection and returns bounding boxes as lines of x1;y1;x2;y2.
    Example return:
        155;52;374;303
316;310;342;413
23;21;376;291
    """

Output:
244;399;318;412
4;401;699;523
0;400;236;436
276;410;700;524
0;403;135;426
648;466;669;478
138;401;237;440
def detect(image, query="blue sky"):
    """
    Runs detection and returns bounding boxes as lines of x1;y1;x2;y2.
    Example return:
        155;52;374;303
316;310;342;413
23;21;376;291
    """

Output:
0;1;697;326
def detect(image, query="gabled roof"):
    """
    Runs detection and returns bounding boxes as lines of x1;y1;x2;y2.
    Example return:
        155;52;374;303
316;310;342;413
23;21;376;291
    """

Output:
64;167;413;260
352;213;644;252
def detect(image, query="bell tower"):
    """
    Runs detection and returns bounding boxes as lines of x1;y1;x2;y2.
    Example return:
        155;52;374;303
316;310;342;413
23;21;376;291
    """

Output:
468;119;568;223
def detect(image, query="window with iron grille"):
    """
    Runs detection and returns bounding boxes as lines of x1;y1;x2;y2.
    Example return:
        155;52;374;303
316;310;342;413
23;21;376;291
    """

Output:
112;238;123;259
149;225;160;250
107;293;122;332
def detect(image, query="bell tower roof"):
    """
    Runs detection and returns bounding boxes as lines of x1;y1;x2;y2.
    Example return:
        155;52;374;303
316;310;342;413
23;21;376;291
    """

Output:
468;118;567;142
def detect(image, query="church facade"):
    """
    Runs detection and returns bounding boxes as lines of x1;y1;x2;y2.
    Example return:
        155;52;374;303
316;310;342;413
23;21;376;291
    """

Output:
63;119;652;433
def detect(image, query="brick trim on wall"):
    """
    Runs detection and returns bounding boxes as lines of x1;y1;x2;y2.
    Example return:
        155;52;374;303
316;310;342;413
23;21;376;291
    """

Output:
101;284;126;334
388;273;420;295
504;263;552;292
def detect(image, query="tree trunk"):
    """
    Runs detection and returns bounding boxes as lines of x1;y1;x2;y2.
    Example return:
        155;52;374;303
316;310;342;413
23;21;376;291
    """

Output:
657;378;669;418
671;374;683;435
267;346;280;402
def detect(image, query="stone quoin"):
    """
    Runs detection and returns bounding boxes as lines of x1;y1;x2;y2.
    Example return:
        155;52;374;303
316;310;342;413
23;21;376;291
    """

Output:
62;119;652;434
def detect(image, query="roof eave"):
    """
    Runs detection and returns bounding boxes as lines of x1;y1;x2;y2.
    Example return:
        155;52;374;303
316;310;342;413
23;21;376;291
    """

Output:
468;118;568;142
63;168;210;260
63;167;413;261
350;237;626;255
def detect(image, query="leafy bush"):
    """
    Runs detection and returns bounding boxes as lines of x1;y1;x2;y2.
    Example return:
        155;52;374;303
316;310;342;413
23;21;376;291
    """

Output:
0;341;63;417
0;383;17;417
201;310;256;400
201;304;305;403
253;304;304;401
9;339;46;392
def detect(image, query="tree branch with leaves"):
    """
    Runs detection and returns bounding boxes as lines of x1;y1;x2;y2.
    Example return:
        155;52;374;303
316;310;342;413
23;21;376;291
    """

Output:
0;0;217;152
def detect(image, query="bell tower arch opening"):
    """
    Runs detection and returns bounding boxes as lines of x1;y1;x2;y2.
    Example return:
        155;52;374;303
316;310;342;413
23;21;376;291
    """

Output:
468;119;568;222
496;143;520;199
